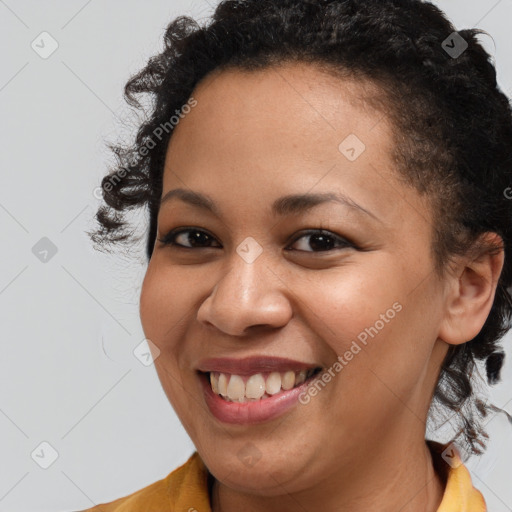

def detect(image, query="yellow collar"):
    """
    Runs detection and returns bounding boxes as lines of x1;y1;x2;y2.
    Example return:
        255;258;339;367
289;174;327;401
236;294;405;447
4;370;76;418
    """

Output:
428;440;487;511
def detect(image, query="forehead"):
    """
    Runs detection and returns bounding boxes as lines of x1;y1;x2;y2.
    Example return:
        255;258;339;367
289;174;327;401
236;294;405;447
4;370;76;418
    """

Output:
176;62;386;142
162;62;432;230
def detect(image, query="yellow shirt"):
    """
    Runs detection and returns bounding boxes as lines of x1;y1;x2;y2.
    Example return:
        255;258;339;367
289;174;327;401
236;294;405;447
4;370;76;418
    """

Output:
78;441;486;511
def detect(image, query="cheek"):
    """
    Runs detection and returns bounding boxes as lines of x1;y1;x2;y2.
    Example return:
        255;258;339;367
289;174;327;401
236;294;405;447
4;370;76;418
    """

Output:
300;267;437;401
139;263;202;427
139;260;192;343
139;262;197;394
301;269;400;349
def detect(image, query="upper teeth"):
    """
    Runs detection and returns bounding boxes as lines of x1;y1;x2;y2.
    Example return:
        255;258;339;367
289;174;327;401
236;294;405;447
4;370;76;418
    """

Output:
209;369;316;402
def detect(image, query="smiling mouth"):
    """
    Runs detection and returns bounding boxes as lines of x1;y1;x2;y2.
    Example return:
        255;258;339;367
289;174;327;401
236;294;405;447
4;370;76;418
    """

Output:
204;368;323;403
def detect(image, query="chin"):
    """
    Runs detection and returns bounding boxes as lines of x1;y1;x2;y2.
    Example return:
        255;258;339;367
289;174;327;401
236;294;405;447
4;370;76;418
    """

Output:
201;442;317;496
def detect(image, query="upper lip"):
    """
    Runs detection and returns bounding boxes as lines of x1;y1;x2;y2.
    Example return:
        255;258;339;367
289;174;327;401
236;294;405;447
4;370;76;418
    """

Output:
196;356;321;375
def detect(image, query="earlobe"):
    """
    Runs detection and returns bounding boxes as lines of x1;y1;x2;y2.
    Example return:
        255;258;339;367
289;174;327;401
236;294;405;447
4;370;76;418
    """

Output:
438;233;505;346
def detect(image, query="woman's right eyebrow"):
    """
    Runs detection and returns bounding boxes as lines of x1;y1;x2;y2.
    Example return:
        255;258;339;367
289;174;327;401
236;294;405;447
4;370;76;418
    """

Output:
160;187;382;224
160;188;219;215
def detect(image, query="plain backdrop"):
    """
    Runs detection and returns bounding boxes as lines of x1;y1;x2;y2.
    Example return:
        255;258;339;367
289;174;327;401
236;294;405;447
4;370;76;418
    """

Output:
1;1;511;511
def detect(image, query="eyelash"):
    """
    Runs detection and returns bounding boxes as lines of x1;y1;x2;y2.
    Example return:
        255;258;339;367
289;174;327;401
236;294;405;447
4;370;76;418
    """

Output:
157;227;355;253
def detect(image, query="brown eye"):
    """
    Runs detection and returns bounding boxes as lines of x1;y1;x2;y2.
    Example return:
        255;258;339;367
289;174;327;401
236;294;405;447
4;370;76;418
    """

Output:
158;228;221;249
288;230;353;252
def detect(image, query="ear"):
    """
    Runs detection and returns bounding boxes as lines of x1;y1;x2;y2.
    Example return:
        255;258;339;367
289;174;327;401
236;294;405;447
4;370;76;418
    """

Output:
438;232;505;346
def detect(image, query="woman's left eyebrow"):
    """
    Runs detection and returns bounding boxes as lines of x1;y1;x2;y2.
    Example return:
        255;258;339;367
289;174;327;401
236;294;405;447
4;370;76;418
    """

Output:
160;188;382;223
271;192;382;223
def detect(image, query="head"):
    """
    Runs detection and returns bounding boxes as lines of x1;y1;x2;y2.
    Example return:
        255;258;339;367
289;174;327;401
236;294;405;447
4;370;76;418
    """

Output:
89;0;512;491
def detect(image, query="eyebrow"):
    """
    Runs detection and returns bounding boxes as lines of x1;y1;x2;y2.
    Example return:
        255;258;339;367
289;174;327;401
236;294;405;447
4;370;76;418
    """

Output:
160;188;380;222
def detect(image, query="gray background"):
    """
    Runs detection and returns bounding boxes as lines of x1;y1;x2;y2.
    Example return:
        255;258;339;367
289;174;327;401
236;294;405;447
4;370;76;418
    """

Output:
1;1;511;511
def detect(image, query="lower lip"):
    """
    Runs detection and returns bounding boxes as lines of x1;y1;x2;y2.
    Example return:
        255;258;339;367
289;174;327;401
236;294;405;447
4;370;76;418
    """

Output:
199;372;317;425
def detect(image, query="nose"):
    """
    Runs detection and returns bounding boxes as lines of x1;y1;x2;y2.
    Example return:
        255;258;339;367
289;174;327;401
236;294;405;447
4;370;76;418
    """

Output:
196;250;293;337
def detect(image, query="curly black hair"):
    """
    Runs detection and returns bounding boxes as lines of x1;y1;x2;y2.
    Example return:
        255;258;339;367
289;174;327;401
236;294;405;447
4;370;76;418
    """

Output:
87;0;512;456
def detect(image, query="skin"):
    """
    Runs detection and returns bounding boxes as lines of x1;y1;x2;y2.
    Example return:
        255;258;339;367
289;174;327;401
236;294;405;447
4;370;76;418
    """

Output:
139;62;504;512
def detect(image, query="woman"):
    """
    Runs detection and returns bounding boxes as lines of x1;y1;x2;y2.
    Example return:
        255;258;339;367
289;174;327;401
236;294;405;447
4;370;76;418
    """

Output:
83;0;512;510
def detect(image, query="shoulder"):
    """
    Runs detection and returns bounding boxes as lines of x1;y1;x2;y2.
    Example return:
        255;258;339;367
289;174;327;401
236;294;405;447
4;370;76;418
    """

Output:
74;452;211;512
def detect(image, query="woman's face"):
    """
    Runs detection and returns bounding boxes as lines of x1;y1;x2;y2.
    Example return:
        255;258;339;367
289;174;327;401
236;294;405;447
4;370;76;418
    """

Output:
139;62;451;493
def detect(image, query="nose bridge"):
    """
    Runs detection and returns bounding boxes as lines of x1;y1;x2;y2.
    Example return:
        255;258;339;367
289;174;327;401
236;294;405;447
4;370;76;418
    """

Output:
196;242;293;336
